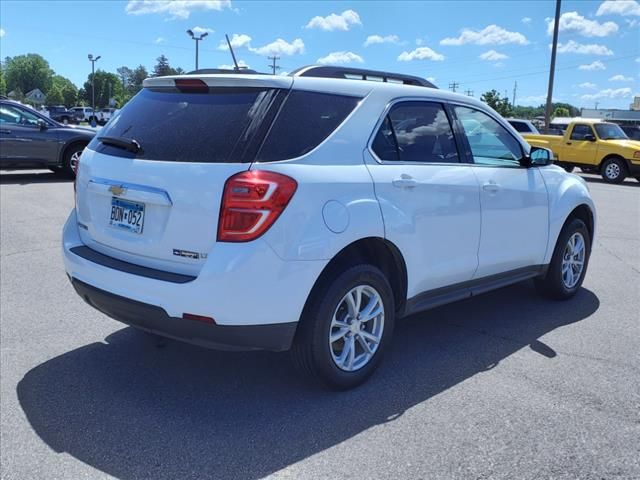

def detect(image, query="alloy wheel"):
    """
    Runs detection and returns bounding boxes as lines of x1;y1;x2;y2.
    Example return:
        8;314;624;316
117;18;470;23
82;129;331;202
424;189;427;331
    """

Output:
561;232;585;289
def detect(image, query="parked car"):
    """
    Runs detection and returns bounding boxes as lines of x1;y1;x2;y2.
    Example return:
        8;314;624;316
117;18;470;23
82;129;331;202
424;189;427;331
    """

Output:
98;107;118;125
45;105;77;124
0;98;96;176
524;119;640;183
620;125;640;141
63;66;596;389
507;118;540;134
70;106;97;124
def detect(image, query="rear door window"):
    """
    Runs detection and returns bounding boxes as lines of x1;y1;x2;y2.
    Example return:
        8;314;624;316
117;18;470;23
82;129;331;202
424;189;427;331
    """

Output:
89;87;281;163
257;90;360;162
372;102;460;163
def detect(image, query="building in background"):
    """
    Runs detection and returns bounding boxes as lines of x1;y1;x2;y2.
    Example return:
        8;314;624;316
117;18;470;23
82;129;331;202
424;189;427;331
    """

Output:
581;108;640;126
630;96;640;111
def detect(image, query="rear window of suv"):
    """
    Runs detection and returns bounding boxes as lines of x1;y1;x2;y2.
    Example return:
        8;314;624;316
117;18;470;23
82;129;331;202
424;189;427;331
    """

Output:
89;87;279;163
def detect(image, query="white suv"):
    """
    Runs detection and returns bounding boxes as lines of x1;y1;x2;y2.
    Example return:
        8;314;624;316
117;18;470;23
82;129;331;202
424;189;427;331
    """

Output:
63;66;596;389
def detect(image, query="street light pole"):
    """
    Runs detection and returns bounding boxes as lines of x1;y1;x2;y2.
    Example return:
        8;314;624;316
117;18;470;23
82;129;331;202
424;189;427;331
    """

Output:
88;53;101;125
187;30;209;70
544;0;561;134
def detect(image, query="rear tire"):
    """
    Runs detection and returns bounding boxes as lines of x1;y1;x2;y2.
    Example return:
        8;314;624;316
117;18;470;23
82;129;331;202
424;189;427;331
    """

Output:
291;264;395;390
535;218;591;300
601;157;627;184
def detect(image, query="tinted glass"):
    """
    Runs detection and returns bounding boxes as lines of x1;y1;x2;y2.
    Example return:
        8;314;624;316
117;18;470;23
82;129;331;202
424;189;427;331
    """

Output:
89;87;276;163
374;102;459;163
570;124;594;140
454;106;522;166
594;123;627;140
257;91;360;162
0;105;40;126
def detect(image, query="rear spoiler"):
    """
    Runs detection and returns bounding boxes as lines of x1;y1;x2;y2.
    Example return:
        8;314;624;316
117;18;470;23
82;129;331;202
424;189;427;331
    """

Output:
143;75;293;90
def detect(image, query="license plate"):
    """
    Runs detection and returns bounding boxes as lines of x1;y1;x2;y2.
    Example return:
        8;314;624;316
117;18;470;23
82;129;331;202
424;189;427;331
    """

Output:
109;197;145;234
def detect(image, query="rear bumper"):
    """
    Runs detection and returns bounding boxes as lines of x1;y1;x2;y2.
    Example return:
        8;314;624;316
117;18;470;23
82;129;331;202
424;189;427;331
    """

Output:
71;278;296;351
62;209;327;351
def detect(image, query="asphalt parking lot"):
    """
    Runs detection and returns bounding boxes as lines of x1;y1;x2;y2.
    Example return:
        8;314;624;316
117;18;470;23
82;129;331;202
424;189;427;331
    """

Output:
1;170;639;480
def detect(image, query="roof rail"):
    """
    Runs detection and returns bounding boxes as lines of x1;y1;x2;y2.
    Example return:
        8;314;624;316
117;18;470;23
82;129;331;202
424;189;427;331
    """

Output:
290;65;437;88
186;68;264;75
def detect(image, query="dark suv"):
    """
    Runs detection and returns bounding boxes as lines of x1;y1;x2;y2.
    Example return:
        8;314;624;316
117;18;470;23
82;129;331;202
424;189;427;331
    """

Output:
0;99;96;176
45;105;77;125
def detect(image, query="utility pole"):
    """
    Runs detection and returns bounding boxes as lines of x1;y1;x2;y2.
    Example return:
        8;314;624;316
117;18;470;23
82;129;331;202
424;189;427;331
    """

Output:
87;54;101;126
595;101;599;110
512;81;518;106
464;89;474;97
268;56;281;75
187;29;209;70
448;81;459;93
544;0;561;134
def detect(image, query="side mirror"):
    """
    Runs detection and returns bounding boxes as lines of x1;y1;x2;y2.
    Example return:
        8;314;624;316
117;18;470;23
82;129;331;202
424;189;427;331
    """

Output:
584;134;596;142
37;119;48;130
527;146;554;167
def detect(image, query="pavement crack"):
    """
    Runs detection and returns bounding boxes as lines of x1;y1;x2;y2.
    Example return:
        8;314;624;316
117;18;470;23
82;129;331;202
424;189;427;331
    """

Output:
1;245;59;258
596;240;640;275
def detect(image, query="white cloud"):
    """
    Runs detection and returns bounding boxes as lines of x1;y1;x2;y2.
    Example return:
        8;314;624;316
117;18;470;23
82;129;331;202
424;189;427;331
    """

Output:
636;57;640;62
217;33;252;50
364;34;400;47
217;60;250;70
191;26;214;36
415;38;423;45
479;50;508;61
625;18;640;26
581;87;632;100
250;38;304;56
519;95;548;105
547;11;618;37
0;28;5;37
556;40;613;55
522;17;532;24
440;25;529;45
579;82;597;88
426;76;436;83
596;0;640;16
125;0;231;19
397;46;445;61
579;60;607;70
154;36;166;44
609;74;634;81
305;9;361;31
317;51;364;64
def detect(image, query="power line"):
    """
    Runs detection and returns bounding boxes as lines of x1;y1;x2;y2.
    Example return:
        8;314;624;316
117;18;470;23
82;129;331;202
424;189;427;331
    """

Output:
448;81;459;93
464;89;474;97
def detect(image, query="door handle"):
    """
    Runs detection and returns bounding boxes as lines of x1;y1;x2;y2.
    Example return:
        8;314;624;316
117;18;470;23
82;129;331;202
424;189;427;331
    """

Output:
482;182;501;193
392;176;418;188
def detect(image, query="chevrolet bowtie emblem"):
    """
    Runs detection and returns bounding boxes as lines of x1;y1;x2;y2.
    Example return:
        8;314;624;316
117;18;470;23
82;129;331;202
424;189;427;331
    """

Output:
109;185;127;196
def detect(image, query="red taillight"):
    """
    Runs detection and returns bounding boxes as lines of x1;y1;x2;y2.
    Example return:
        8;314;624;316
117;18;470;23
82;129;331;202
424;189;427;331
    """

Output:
218;170;297;242
175;78;209;93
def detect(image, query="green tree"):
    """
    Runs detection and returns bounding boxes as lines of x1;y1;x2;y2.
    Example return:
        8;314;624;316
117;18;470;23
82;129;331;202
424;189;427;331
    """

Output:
82;70;123;108
4;54;54;95
51;75;78;106
553;107;570;117
480;89;513;117
130;65;149;94
46;85;65;105
0;68;6;96
152;54;177;77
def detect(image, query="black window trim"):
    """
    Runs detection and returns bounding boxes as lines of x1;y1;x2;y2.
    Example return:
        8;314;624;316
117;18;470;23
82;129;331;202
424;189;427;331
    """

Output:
1;102;58;129
367;97;464;166
448;102;528;169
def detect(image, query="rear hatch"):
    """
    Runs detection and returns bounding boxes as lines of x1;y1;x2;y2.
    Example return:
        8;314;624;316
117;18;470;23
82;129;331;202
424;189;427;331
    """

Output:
75;75;293;276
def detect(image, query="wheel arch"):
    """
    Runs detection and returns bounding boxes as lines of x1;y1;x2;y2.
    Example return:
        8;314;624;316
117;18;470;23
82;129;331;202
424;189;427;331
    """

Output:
598;153;626;170
58;139;89;166
300;237;408;319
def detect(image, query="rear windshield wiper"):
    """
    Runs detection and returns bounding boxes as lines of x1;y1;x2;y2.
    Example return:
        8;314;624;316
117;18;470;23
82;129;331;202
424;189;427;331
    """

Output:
98;136;143;154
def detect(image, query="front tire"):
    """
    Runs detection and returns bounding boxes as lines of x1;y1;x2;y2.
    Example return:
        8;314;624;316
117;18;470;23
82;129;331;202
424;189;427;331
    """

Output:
62;144;85;177
291;264;395;390
601;157;627;184
535;218;591;300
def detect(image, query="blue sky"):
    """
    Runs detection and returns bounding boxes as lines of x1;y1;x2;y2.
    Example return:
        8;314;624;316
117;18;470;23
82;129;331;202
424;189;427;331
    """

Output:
1;0;638;109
